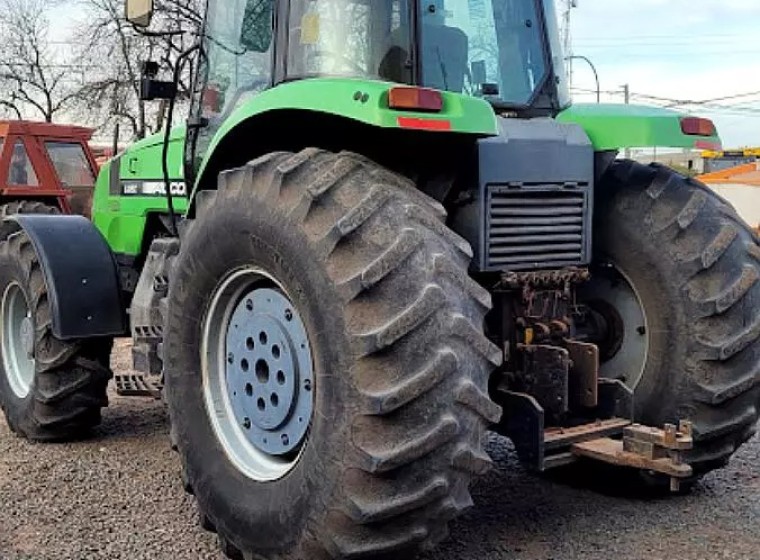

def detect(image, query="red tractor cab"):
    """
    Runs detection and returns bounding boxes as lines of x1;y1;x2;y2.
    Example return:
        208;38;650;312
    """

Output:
0;121;99;220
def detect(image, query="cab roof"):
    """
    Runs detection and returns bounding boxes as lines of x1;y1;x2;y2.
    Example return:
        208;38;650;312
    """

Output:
0;120;94;141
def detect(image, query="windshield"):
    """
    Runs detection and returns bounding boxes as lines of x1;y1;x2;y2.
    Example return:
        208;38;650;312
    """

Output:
287;0;413;83
203;0;275;118
45;142;95;189
418;0;550;106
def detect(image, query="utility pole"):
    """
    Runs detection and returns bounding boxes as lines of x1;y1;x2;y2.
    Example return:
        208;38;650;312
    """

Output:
622;83;631;159
562;0;577;86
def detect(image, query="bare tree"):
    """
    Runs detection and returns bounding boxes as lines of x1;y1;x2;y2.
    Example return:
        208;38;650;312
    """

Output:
0;0;81;122
74;0;201;140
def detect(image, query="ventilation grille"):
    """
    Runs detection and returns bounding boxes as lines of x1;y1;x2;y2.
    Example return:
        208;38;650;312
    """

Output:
486;184;591;270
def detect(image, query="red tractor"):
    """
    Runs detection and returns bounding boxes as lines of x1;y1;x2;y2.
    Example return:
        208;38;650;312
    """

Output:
0;121;100;236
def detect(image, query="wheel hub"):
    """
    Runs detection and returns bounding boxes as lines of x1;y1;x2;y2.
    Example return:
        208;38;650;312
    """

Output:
225;289;312;456
1;283;35;399
202;268;315;482
577;264;649;390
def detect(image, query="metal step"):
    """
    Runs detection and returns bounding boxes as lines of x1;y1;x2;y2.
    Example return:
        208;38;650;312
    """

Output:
114;374;163;399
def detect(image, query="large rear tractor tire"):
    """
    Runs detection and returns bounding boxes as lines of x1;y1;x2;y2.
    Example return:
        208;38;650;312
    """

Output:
0;230;113;441
0;201;60;240
582;160;760;483
164;150;502;559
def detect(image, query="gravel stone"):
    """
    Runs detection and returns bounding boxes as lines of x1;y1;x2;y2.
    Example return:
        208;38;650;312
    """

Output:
1;340;758;559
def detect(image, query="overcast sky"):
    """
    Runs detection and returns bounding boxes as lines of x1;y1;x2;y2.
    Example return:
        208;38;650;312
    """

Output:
569;0;760;147
50;1;760;147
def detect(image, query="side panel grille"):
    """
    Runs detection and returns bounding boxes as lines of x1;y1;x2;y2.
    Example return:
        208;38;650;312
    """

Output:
485;184;592;270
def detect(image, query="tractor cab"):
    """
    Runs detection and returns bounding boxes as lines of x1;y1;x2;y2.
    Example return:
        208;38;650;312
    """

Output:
0;121;99;217
196;0;568;135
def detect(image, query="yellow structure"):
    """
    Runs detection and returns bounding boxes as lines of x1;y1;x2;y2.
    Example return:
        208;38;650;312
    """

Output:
701;148;760;159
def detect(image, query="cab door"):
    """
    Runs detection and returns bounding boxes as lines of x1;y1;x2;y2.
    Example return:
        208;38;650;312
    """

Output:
185;0;278;188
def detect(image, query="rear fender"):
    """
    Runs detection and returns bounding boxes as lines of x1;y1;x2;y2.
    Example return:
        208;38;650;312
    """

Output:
8;214;127;339
557;103;722;151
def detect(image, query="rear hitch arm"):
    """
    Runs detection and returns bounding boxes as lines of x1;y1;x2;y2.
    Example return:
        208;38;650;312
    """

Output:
571;421;694;492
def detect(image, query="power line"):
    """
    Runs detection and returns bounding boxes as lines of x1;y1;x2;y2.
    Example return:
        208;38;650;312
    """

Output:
577;50;760;59
575;37;756;47
629;92;760;113
689;92;760;105
575;32;753;41
569;87;760;117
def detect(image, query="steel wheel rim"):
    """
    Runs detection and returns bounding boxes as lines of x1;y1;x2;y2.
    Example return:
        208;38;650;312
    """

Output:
2;282;35;399
580;263;650;391
201;267;315;482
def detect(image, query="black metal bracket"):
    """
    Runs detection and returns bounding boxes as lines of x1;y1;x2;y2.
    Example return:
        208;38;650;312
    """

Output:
141;78;178;101
140;60;178;101
494;377;634;472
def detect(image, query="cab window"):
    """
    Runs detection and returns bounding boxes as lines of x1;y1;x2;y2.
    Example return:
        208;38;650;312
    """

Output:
286;0;413;84
7;141;39;186
203;0;275;118
45;142;95;188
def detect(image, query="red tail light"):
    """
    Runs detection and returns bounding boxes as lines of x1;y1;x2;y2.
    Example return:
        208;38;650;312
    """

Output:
388;87;444;112
681;117;716;136
397;117;451;131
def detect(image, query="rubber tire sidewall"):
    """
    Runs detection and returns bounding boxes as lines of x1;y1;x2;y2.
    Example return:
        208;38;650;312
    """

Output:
0;248;38;432
594;218;683;426
594;164;760;437
165;196;352;558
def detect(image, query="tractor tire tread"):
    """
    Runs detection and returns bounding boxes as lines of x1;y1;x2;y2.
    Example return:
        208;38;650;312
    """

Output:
604;160;760;477
171;149;500;559
0;230;112;442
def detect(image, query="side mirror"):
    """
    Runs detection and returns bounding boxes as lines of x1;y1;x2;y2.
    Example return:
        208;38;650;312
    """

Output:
140;60;177;101
126;0;154;28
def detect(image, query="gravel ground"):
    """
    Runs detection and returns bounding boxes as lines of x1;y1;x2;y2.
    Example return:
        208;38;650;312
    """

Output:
1;340;759;560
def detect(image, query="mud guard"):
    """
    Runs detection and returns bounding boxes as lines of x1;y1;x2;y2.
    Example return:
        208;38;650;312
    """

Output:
8;215;127;339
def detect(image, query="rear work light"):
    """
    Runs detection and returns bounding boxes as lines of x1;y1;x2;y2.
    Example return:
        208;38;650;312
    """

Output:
681;117;716;137
388;86;444;112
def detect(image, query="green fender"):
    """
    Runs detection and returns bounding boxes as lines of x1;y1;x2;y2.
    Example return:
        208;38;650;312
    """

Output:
557;103;722;152
194;77;499;189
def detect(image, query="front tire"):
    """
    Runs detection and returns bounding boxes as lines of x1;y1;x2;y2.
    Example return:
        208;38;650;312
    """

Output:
0;230;113;441
164;150;501;559
587;160;760;480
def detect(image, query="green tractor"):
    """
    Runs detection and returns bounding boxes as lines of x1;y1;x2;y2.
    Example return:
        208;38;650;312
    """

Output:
1;0;758;558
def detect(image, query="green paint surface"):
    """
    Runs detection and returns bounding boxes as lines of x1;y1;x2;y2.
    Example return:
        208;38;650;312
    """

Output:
95;81;724;259
195;77;499;183
557;103;722;151
92;128;188;256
